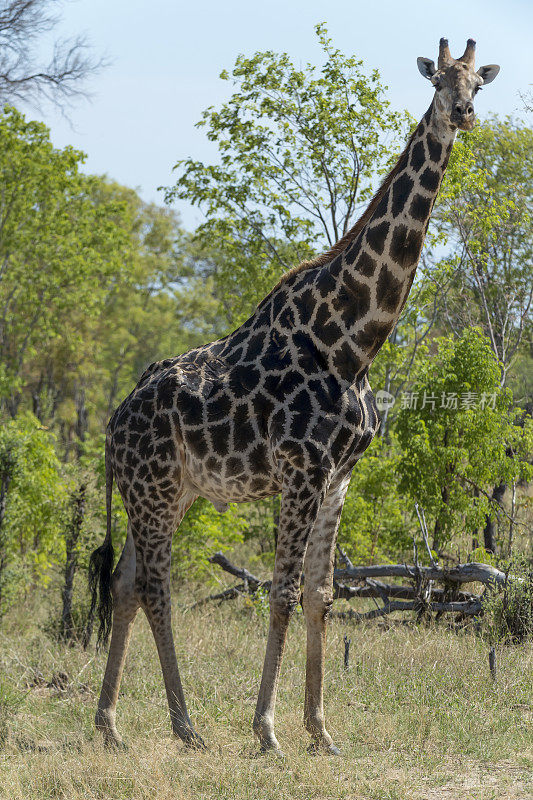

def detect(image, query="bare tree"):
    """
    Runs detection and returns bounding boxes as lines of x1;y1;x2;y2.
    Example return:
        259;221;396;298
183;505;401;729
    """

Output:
519;88;532;114
0;0;105;110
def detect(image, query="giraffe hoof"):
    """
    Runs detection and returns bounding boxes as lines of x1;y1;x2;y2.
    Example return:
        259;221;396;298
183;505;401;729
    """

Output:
183;731;207;751
307;740;341;756
259;744;286;759
104;736;128;752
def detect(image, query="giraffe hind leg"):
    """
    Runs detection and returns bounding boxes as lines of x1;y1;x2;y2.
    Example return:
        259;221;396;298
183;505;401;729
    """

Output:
133;490;205;748
96;525;140;748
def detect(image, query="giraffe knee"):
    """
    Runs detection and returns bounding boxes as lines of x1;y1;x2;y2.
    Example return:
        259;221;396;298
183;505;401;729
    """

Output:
135;567;170;609
269;591;299;623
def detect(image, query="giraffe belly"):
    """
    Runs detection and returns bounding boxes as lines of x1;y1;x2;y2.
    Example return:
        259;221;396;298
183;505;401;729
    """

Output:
183;456;282;507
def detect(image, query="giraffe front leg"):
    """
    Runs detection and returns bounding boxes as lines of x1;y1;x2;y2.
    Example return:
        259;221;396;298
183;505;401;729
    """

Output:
302;475;350;755
253;474;327;755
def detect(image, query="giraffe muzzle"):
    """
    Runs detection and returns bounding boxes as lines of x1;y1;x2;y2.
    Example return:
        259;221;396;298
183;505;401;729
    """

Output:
451;101;475;131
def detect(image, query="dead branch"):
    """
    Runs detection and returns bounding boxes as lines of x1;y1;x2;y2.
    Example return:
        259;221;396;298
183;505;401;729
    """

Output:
336;543;354;570
0;0;106;111
188;553;271;610
415;503;437;566
189;586;245;609
208;552;264;589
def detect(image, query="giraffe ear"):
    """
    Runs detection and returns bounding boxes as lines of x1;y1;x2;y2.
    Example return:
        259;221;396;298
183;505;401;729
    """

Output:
417;57;436;80
477;64;500;85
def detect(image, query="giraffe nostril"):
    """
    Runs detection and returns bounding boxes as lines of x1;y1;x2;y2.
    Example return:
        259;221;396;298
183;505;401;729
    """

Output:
455;104;463;116
465;104;474;116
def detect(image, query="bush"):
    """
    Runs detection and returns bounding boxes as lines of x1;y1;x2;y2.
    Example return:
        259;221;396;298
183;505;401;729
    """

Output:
483;558;533;644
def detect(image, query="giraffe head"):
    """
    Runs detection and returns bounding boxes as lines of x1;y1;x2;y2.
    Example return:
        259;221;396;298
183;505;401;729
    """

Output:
417;38;499;132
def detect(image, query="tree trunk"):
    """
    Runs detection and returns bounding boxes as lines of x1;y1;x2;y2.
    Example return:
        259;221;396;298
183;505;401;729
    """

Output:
471;487;480;551
433;484;449;551
433;432;450;551
508;481;517;557
32;373;44;421
75;384;88;461
483;481;506;553
0;470;12;617
61;483;87;641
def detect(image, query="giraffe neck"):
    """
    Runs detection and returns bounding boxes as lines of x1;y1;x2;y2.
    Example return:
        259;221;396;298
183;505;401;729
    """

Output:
302;101;456;385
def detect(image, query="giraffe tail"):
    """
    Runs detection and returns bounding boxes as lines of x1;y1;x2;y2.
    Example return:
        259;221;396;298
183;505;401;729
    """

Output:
85;434;115;649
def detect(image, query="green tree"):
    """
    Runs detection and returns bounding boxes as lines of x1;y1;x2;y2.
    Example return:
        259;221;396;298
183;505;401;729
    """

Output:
338;436;410;564
172;498;247;580
0;112;223;452
395;329;532;552
0;107;131;419
427;118;533;551
0;412;66;616
164;23;409;323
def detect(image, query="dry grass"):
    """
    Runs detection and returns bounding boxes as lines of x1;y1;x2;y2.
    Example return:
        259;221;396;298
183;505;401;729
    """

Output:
0;595;531;800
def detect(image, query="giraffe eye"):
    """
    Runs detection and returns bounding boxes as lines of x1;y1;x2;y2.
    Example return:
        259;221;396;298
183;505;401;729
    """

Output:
473;85;482;95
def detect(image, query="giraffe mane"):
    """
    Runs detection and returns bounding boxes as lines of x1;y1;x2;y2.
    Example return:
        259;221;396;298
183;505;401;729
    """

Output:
266;118;423;299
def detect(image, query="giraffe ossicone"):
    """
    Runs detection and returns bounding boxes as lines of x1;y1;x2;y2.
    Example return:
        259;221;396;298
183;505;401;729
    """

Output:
89;38;499;755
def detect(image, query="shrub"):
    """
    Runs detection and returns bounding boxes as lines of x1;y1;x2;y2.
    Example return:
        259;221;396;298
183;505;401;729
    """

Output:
483;558;533;644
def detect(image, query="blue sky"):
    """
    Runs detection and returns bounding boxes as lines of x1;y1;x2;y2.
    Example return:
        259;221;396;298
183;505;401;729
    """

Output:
28;0;533;230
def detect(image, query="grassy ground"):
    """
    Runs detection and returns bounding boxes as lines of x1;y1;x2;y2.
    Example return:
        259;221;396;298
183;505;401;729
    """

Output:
0;595;531;800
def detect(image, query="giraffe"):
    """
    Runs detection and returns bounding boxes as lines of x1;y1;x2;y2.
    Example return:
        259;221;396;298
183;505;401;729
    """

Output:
88;39;499;755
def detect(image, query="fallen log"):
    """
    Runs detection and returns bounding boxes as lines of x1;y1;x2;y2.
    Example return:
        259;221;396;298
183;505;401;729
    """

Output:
334;562;506;587
196;553;488;621
333;578;475;602
207;554;475;603
194;578;474;607
210;552;482;596
331;597;483;622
